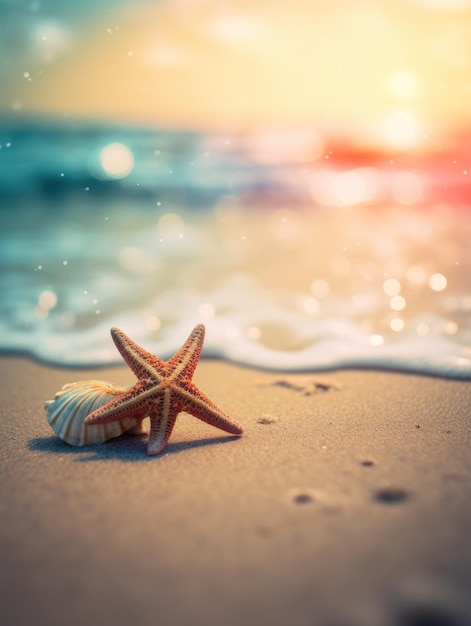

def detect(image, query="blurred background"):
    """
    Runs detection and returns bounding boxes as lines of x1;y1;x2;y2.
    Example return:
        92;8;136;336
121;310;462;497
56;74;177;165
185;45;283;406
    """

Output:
0;0;470;373
3;0;471;128
2;0;471;202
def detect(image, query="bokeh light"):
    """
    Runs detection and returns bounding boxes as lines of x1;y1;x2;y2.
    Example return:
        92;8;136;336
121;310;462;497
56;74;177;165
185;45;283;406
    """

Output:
429;273;447;291
383;279;401;297
38;290;57;311
99;143;134;179
310;279;330;299
157;213;185;241
390;317;405;332
390;295;406;311
406;265;427;285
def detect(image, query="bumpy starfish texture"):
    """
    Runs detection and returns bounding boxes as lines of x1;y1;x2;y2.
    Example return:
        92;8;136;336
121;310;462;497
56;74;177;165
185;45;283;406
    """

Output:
85;324;243;455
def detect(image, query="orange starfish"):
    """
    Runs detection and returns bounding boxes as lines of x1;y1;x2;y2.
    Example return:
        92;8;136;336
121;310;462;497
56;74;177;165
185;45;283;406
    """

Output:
85;324;243;456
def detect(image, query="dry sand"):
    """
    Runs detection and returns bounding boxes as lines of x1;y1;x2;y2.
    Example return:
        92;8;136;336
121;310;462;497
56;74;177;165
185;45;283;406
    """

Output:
1;356;470;626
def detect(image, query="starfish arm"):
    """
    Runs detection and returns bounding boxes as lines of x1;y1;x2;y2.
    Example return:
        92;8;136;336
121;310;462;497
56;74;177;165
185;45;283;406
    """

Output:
111;327;167;382
166;324;205;382
180;383;244;435
147;392;180;456
76;325;243;457
85;385;149;425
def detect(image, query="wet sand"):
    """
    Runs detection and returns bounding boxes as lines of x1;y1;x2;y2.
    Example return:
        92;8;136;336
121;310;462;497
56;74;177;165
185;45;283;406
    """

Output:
1;355;470;626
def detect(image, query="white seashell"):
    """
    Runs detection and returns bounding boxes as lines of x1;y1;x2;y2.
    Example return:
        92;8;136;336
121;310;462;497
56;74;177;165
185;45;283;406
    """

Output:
45;379;144;446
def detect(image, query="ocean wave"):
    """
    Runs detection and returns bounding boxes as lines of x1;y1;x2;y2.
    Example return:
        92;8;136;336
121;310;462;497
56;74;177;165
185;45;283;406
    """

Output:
1;193;470;379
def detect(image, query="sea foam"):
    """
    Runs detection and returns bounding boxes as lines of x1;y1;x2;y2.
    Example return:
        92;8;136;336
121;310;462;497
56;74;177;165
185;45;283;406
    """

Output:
1;199;470;379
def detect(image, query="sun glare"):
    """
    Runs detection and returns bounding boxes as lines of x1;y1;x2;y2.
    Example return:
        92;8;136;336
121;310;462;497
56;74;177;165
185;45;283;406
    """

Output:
381;110;423;151
388;72;421;101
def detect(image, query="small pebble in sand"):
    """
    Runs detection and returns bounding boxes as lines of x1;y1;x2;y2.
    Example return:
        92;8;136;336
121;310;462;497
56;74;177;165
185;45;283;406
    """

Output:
257;415;277;425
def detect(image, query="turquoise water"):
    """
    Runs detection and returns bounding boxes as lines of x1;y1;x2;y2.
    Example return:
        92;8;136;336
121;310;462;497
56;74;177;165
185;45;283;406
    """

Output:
1;120;470;378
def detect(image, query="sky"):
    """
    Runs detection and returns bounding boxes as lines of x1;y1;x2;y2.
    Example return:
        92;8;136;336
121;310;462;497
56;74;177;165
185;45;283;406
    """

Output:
1;0;471;133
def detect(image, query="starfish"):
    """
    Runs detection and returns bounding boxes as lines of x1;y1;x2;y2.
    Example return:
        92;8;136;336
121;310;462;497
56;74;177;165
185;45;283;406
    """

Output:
85;324;243;455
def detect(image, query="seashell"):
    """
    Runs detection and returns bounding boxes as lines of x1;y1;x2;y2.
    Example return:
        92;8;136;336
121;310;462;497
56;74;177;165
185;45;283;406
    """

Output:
45;379;145;446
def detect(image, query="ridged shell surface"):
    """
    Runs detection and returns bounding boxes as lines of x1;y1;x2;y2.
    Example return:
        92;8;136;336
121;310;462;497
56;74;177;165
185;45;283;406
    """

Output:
45;380;143;446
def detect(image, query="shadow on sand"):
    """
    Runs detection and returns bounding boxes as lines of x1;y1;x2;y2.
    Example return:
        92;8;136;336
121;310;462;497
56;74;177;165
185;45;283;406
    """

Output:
29;432;241;462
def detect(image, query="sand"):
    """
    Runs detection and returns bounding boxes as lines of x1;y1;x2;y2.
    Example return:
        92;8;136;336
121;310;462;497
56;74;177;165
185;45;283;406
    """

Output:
1;355;470;626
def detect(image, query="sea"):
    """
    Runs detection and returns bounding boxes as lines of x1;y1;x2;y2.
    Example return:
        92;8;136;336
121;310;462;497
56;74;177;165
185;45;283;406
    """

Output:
1;117;470;378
